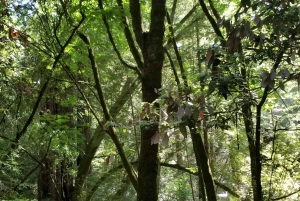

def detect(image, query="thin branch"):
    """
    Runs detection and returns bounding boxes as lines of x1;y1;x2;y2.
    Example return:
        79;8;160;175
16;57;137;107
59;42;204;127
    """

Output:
86;162;138;201
20;147;43;165
170;0;178;24
59;0;72;24
198;0;224;44
214;181;243;200
271;189;300;200
254;40;288;201
61;63;102;125
0;135;15;142
207;0;220;20
176;3;199;30
53;11;63;49
77;32;114;122
112;0;144;69
165;16;203;49
128;0;143;47
164;4;200;49
166;11;188;88
74;75;138;199
275;128;300;132
13;137;52;191
30;41;54;58
110;78;139;118
161;163;242;199
164;48;180;86
37;4;59;54
97;0;142;78
268;123;277;200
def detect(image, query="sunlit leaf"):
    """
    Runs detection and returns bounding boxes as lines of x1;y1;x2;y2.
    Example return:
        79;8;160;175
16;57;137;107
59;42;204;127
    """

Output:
192;108;199;120
186;168;197;174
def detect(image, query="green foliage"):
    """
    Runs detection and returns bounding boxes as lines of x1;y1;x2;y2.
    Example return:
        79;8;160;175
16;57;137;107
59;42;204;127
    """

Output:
2;0;300;200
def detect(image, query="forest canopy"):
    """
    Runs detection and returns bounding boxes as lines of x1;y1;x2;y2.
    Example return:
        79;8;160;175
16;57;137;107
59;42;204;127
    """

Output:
1;0;300;200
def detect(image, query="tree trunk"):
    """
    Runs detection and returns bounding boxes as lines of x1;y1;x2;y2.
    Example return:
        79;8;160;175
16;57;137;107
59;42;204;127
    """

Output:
38;156;56;200
188;120;217;201
242;102;262;201
137;1;166;200
38;88;74;201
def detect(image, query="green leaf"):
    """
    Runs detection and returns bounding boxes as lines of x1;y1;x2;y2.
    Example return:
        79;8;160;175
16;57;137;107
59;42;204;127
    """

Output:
186;167;197;173
192;108;199;120
179;123;187;138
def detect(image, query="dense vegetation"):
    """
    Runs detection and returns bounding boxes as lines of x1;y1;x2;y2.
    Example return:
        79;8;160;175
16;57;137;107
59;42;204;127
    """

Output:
1;0;300;200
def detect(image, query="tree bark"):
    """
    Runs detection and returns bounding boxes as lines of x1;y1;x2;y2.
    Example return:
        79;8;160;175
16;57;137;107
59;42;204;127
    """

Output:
137;0;166;200
241;102;260;201
188;120;217;201
38;88;74;201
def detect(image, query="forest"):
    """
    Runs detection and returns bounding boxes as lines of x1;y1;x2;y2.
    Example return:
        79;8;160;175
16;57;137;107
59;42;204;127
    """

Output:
1;0;300;200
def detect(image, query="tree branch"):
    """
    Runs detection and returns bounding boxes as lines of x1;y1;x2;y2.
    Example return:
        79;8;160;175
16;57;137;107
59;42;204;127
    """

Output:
198;0;224;44
77;32;138;191
207;0;220;20
254;43;287;201
97;0;142;78
13;137;52;191
271;189;300;200
129;0;143;47
61;63;102;125
114;0;144;69
77;32;112;122
110;78;139;118
73;74;138;200
149;0;166;44
170;0;178;23
166;11;188;88
164;48;180;86
176;3;199;30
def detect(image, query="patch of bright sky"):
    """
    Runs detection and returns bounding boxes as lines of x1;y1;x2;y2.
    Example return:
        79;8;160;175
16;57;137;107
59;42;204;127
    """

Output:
223;1;238;19
10;0;38;24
